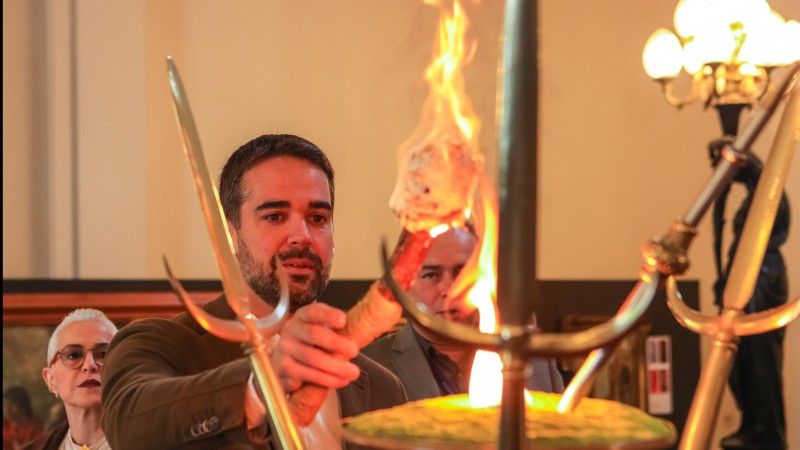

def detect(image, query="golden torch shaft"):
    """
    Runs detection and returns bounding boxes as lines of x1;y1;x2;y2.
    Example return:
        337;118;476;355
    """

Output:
250;344;304;449
680;76;800;450
723;79;800;311
166;57;302;450
679;322;738;450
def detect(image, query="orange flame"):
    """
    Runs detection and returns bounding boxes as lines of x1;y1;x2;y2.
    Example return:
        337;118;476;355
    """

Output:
408;0;512;407
406;0;481;152
454;176;536;408
415;0;507;409
389;0;483;233
421;0;489;321
453;177;505;408
424;0;479;142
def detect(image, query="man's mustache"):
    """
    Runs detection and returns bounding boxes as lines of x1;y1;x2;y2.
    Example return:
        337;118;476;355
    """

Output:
270;248;324;272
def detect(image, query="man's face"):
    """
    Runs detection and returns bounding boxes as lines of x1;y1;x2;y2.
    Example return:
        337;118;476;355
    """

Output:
231;156;334;312
409;227;477;324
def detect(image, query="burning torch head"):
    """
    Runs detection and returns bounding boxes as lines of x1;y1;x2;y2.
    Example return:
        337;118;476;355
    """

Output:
389;132;483;233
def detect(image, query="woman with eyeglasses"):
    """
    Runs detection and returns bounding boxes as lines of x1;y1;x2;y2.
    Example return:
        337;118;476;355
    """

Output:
22;309;117;450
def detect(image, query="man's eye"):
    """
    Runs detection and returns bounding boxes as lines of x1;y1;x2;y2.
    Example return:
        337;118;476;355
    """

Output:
95;350;108;359
264;213;283;221
419;271;442;281
310;214;329;224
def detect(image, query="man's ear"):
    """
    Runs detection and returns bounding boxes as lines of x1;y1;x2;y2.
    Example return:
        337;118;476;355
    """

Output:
228;220;239;253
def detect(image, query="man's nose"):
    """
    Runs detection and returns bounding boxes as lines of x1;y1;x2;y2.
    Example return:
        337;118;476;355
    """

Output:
287;218;312;247
438;272;457;296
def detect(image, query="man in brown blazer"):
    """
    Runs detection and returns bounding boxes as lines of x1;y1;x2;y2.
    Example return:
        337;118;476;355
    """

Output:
102;134;405;449
363;227;564;400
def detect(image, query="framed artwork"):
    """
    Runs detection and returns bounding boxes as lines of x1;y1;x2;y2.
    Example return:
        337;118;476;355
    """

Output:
2;279;220;428
3;278;701;445
1;277;373;428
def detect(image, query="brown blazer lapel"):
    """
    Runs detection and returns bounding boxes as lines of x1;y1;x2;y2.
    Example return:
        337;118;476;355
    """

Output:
173;295;248;365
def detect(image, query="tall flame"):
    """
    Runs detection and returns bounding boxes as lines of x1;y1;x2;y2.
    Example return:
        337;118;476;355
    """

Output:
389;0;483;234
424;0;478;142
459;177;505;408
416;0;505;409
408;0;481;146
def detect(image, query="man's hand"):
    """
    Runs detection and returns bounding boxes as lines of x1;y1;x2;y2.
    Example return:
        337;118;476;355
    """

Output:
271;303;361;393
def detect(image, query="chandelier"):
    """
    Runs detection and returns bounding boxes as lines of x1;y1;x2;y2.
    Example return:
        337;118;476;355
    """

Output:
642;0;799;117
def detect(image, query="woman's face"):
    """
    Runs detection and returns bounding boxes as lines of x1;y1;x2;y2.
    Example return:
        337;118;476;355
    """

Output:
42;321;115;412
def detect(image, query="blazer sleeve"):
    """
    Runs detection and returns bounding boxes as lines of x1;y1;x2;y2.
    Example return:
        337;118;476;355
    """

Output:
101;318;259;450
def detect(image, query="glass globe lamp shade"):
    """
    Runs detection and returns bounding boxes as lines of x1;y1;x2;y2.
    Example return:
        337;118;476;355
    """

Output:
674;0;712;38
643;28;684;79
738;11;786;66
682;37;704;74
691;27;737;65
784;20;800;64
710;0;771;32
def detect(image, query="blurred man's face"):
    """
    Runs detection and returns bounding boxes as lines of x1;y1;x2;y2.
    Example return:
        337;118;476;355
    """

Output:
409;227;477;325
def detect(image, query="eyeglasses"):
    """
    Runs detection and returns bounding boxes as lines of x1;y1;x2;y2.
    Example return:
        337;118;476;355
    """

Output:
49;344;110;369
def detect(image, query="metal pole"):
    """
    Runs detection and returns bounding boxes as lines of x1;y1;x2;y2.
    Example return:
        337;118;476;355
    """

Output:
497;0;538;448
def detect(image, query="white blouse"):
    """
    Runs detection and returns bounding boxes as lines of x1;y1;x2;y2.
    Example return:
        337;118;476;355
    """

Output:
58;428;111;450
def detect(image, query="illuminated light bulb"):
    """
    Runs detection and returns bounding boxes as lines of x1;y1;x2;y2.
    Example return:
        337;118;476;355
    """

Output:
739;11;786;66
767;8;786;24
642;28;683;78
739;63;759;76
693;26;737;64
682;37;705;74
710;0;770;30
674;0;712;38
784;20;800;64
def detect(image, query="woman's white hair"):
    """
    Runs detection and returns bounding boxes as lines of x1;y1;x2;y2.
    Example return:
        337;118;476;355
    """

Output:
46;308;118;365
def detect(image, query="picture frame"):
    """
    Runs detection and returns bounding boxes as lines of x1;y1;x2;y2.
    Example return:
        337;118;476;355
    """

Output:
2;279;221;428
1;277;375;430
3;278;701;445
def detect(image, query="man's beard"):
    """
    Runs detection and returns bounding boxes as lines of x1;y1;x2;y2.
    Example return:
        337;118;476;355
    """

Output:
237;239;330;313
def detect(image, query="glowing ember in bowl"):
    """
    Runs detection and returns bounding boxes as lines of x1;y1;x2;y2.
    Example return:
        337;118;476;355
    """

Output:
341;392;677;449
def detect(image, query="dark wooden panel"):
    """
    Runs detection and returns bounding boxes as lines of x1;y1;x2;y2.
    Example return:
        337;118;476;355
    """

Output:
537;279;700;450
3;277;699;450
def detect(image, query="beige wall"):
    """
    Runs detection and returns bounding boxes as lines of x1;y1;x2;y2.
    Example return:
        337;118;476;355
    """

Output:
3;0;799;448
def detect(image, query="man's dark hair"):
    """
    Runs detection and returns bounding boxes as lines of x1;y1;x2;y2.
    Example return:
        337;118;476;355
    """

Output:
219;134;335;229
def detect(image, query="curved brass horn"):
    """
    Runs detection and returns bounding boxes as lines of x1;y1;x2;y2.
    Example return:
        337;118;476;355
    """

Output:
557;272;660;412
381;242;502;349
526;272;660;356
383;241;660;357
666;276;719;336
732;297;800;336
164;256;249;342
